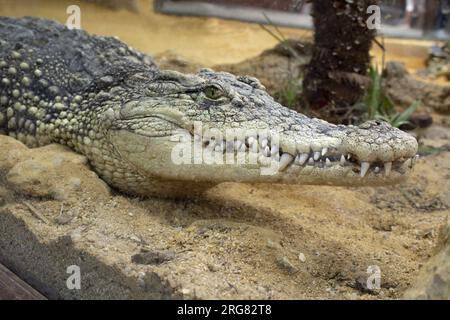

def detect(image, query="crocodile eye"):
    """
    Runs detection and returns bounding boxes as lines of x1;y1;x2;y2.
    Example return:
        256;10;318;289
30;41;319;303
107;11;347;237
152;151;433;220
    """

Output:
204;85;224;100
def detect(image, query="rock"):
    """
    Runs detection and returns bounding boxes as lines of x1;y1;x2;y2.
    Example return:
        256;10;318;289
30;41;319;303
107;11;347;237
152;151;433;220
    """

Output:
155;50;202;74
214;39;312;97
54;212;74;225
266;239;282;250
403;216;450;300
276;256;297;274
0;136;109;200
132;249;176;265
409;114;433;129
353;272;380;295
136;271;174;298
383;61;450;114
425;42;450;80
422;125;450;140
298;252;306;262
0;136;27;172
7;159;55;197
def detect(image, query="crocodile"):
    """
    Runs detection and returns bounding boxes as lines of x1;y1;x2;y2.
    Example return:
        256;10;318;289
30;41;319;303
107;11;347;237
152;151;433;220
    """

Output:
0;17;418;198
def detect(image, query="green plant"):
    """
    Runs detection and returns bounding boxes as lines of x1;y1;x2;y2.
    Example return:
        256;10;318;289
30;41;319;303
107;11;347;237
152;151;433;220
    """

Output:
378;101;420;128
277;77;303;109
259;13;300;59
357;65;420;128
418;145;448;156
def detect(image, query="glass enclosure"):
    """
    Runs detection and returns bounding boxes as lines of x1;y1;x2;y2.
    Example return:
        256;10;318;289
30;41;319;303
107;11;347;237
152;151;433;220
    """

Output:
156;0;450;39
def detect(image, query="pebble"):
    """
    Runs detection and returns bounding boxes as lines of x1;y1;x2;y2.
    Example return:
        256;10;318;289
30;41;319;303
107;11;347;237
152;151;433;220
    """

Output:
298;252;306;262
131;249;175;265
181;288;191;295
266;239;282;250
276;256;297;274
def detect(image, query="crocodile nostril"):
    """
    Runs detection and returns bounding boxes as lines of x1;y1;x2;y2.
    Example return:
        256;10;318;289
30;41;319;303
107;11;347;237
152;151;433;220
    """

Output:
231;97;244;108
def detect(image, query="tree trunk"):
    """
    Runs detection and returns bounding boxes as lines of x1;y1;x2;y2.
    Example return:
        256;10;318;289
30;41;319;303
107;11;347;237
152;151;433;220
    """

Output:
302;0;378;122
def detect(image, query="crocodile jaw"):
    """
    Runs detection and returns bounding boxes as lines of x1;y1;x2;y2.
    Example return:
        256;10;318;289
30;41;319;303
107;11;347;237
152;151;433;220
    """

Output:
108;120;418;188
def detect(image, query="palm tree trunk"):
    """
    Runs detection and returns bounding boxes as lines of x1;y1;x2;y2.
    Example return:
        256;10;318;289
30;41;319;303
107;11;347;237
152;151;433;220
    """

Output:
303;0;378;122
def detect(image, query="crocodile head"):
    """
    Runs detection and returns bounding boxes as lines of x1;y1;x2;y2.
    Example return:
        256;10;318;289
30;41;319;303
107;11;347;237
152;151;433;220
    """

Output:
101;69;418;196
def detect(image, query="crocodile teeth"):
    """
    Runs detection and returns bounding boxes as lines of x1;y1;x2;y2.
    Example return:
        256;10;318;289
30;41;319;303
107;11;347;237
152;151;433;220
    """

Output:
384;162;392;176
247;136;255;147
263;146;270;157
235;140;242;151
271;145;279;156
313;151;320;161
308;157;314;165
411;155;419;167
340;155;346;166
258;154;271;165
406;158;413;168
279;153;294;171
272;152;280;161
325;158;331;166
299;153;309;165
226;141;234;152
261;138;268;149
360;162;370;178
321;148;328;156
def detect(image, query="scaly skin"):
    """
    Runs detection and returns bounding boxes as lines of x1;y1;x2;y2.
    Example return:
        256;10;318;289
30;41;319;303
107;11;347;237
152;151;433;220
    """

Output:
0;17;418;198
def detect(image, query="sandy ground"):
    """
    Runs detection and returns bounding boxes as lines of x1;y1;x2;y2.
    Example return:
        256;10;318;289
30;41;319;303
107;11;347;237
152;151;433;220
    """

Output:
0;130;448;299
0;0;449;300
